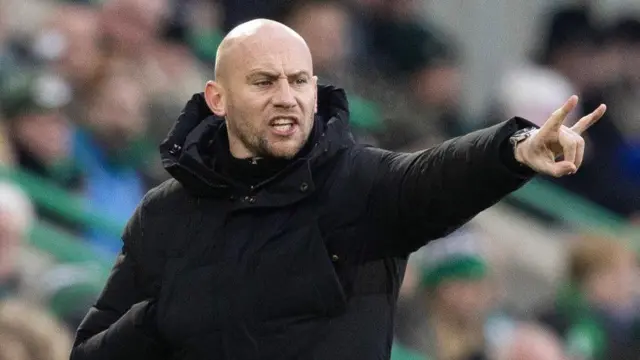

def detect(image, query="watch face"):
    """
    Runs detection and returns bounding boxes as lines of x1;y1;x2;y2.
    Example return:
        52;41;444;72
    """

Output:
511;128;535;145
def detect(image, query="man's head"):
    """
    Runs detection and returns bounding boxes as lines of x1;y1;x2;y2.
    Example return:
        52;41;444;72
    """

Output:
204;19;318;159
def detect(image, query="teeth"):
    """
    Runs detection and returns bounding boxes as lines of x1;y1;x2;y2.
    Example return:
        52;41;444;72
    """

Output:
272;118;294;125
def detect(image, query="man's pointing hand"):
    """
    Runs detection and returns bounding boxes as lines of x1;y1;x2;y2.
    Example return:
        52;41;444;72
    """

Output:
515;95;607;177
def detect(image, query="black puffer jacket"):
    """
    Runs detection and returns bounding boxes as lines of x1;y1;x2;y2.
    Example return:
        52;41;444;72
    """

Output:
71;85;535;360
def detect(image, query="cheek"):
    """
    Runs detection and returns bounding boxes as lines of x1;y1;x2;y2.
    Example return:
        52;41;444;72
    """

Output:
300;94;317;124
230;104;259;129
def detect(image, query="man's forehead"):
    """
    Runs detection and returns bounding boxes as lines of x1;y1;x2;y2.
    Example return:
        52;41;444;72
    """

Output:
230;38;313;75
215;20;313;81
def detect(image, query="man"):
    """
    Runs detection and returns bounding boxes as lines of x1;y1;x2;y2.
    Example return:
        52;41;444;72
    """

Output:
70;19;606;360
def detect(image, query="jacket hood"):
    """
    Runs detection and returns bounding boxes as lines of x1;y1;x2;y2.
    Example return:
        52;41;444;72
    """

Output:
159;84;356;198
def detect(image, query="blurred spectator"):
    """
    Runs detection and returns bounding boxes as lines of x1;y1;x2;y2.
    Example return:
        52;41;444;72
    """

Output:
34;4;103;94
496;64;579;128
283;0;352;79
73;64;158;256
281;0;385;144
602;16;640;186
538;236;640;360
100;0;207;99
37;263;102;330
351;0;459;150
527;5;640;218
146;13;211;145
179;0;224;64
0;68;79;191
494;322;566;360
0;181;33;300
363;0;462;115
220;0;295;33
392;230;499;360
99;0;169;60
0;297;72;360
0;67;82;231
537;5;610;95
97;0;210;145
32;3;106;120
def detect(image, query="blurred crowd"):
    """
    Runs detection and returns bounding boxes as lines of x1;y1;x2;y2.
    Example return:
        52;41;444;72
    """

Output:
0;0;638;359
492;4;640;221
394;230;640;360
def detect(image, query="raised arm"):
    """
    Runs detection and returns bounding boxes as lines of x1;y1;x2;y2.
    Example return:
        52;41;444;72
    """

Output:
366;95;606;257
366;117;536;256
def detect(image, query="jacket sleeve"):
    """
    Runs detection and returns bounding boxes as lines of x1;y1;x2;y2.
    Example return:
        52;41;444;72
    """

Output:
70;199;167;360
366;117;536;256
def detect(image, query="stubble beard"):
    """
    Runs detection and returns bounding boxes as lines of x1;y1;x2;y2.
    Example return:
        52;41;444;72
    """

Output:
233;116;313;160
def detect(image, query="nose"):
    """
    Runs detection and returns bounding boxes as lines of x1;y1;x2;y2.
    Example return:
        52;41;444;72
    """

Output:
273;79;296;108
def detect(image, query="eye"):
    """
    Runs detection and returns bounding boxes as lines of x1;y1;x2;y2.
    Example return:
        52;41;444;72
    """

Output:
294;78;309;85
255;80;273;87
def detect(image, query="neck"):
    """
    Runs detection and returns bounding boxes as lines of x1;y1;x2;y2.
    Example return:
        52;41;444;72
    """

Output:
228;139;255;160
215;136;291;188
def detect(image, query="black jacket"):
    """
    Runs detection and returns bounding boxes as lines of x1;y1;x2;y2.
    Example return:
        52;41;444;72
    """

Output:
71;85;535;360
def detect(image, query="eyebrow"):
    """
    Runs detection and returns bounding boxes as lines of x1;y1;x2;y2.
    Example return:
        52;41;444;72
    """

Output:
246;70;311;81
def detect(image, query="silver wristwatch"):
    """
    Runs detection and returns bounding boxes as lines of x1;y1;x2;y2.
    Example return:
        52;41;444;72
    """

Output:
509;127;538;152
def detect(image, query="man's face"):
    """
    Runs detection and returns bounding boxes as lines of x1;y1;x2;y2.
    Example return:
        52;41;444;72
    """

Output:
213;31;318;159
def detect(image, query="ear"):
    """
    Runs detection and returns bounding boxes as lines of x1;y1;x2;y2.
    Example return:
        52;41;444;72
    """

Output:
312;76;318;114
204;80;226;117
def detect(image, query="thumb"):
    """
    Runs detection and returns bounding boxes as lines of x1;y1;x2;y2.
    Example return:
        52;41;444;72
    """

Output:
543;160;577;178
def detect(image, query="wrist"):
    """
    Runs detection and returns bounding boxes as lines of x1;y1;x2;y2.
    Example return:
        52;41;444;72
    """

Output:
510;127;537;165
514;141;527;164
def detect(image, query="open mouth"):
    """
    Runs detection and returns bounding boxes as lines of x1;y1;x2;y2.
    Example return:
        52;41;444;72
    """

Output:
269;117;299;136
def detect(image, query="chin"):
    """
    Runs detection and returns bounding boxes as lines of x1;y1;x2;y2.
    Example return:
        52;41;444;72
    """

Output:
267;148;299;159
267;142;304;159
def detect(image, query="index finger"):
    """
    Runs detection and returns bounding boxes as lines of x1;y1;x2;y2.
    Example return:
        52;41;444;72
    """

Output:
570;104;607;135
540;95;579;135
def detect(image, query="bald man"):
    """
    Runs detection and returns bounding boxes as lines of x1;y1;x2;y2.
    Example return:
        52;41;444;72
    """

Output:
71;20;606;360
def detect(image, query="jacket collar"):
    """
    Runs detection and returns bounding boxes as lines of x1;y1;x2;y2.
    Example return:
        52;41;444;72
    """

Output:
159;84;355;204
